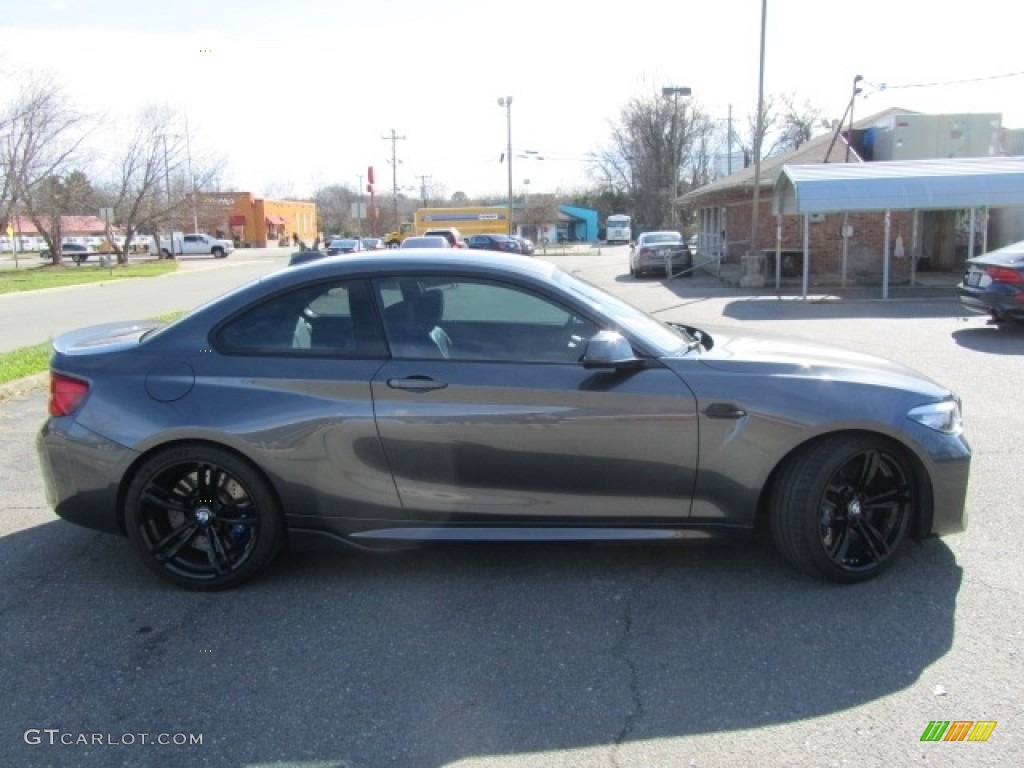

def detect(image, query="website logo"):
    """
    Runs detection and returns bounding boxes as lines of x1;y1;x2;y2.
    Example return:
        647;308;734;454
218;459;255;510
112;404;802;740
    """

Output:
920;720;997;742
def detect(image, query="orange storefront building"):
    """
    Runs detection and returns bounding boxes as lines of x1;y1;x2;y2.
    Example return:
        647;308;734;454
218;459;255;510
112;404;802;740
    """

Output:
193;192;317;248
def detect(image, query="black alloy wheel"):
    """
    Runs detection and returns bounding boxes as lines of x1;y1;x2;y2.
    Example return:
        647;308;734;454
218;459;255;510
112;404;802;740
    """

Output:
125;445;283;590
771;435;914;583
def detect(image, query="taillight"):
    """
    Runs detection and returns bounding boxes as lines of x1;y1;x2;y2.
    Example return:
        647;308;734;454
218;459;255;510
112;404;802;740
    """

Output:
49;372;89;417
985;266;1024;284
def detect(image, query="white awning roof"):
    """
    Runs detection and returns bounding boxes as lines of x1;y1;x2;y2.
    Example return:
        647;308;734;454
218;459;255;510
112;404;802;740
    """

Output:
773;156;1024;215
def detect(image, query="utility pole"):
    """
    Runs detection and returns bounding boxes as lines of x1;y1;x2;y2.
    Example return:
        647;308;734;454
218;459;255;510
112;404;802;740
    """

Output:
381;129;406;232
741;0;768;289
498;97;513;235
415;174;432;206
185;115;198;232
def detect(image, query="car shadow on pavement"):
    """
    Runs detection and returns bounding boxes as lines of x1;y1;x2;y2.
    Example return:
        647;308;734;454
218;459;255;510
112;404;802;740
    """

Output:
952;323;1024;354
1;518;962;767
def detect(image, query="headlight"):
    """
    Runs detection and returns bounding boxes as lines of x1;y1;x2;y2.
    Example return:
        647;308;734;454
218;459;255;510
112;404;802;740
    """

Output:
908;399;963;434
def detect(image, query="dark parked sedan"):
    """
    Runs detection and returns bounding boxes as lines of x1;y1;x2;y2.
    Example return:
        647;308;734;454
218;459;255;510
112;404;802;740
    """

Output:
466;234;520;253
326;238;363;256
956;239;1024;325
38;251;970;590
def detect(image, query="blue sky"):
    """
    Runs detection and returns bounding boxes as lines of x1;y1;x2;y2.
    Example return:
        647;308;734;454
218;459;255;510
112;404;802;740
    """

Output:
2;0;1021;199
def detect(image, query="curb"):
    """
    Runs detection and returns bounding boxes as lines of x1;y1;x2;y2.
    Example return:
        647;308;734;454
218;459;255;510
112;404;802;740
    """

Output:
0;371;48;403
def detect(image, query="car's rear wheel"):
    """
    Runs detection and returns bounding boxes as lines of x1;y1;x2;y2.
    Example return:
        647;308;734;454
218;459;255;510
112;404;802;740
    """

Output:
770;435;914;583
124;444;284;590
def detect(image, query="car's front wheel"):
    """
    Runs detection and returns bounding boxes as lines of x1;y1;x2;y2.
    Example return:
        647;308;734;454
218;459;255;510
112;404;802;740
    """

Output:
124;444;284;590
770;435;914;583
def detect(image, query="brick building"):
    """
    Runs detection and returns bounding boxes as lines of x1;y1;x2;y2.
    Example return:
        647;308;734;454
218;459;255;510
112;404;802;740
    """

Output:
681;108;1023;284
192;192;317;248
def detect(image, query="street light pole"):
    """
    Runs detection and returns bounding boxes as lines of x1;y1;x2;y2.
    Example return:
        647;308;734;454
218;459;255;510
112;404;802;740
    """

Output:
661;86;691;229
498;96;513;236
845;75;864;162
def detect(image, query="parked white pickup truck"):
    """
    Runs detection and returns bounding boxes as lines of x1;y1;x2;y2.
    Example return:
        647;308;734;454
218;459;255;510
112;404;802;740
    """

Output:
155;232;234;258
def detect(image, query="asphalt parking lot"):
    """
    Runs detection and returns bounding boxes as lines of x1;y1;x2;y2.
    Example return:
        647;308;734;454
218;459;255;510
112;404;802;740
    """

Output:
2;250;1022;767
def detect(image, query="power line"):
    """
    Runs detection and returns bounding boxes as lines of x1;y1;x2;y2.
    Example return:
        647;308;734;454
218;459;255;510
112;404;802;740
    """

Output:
867;70;1024;92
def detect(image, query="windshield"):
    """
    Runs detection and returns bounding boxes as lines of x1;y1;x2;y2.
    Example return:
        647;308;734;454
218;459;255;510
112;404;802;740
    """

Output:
550;269;693;355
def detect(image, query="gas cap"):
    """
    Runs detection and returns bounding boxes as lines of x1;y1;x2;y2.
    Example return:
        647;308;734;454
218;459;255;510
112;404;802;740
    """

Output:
145;361;195;402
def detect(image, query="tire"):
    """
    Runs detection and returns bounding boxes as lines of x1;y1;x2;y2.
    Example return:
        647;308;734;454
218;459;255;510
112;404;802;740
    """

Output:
770;434;914;583
212;247;225;258
124;444;284;590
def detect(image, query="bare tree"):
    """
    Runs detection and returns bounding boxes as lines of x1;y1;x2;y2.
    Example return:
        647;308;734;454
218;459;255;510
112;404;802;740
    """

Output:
773;93;824;154
314;183;357;237
521;192;561;241
735;93;778;169
95;106;200;262
734;92;825;166
4;74;89;264
591;92;714;232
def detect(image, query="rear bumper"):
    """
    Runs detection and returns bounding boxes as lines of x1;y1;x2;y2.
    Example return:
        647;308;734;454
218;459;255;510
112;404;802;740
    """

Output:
37;419;136;535
637;254;693;274
957;285;1024;320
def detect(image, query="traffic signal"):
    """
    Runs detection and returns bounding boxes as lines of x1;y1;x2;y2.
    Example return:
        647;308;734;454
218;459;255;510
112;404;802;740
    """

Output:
367;166;375;184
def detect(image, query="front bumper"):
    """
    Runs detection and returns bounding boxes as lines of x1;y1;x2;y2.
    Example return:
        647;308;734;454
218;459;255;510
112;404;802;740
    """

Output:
902;419;971;537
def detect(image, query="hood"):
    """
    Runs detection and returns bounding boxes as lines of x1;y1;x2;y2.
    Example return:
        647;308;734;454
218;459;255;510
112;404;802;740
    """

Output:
53;321;160;355
685;327;948;397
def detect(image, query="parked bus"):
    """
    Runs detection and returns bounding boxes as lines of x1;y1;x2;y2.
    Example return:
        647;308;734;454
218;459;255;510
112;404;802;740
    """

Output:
606;214;632;244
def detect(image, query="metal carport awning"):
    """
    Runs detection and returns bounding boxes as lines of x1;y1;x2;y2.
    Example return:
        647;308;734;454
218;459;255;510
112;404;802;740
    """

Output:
770;156;1024;298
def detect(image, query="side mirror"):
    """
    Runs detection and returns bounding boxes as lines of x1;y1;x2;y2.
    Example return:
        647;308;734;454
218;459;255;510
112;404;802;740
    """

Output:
581;331;644;370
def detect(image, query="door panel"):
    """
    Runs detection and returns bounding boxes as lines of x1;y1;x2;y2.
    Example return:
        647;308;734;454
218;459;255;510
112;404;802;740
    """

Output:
371;359;698;523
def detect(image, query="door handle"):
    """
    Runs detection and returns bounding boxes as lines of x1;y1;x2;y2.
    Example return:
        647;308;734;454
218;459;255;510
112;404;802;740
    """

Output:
387;376;448;392
704;402;747;419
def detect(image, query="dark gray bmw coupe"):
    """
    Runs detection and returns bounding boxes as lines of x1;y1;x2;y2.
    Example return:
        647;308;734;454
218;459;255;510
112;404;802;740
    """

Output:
37;252;971;589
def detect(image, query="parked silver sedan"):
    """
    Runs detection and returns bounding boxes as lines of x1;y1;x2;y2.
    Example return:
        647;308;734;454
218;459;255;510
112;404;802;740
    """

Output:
37;251;970;589
630;230;693;278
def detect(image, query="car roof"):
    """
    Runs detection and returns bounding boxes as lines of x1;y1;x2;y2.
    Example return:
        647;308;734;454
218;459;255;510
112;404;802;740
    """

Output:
273;250;557;284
